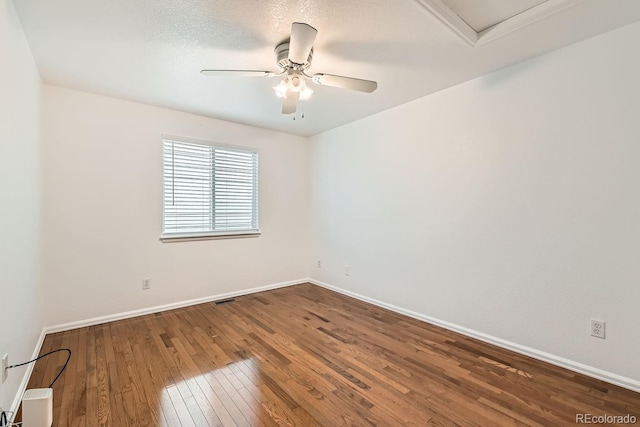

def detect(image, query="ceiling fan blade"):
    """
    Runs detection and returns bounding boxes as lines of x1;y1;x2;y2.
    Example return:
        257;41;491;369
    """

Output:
288;22;317;64
312;73;378;93
282;90;298;114
200;70;276;77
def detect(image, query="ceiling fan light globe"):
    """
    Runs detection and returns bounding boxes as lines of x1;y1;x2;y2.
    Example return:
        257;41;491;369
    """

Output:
300;86;313;100
273;80;289;98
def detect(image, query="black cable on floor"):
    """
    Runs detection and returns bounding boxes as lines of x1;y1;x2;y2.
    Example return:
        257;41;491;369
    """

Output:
7;348;72;388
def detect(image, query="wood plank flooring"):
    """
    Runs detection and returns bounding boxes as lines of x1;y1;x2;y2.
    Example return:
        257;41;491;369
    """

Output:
22;283;640;426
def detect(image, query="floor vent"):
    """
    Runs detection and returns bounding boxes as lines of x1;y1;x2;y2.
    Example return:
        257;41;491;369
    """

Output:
215;298;237;305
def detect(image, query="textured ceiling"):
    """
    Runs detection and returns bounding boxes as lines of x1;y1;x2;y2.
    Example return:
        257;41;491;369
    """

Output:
12;0;640;136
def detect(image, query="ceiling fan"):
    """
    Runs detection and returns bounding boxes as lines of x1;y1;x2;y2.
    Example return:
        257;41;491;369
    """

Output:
201;22;378;115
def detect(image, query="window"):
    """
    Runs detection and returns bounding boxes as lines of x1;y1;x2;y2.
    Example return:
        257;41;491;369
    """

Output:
162;137;259;241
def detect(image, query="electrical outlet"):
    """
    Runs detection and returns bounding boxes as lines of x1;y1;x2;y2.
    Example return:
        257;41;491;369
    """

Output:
591;320;606;339
345;265;350;276
317;260;321;268
142;278;151;290
2;353;8;383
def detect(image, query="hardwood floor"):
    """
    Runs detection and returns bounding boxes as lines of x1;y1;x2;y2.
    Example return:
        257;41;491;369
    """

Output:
23;283;640;426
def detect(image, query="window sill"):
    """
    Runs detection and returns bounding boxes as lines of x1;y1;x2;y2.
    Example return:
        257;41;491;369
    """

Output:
160;231;261;243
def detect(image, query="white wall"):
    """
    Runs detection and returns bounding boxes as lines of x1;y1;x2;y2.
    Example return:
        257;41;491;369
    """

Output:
42;86;311;327
12;3;639;400
0;0;44;413
310;21;640;385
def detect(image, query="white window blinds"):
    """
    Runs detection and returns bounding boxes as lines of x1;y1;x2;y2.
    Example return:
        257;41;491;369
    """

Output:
162;138;259;238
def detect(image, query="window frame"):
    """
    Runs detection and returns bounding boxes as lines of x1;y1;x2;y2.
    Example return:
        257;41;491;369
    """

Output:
160;135;260;242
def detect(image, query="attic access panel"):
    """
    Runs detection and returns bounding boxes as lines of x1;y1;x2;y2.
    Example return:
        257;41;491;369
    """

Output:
414;0;585;46
443;0;547;32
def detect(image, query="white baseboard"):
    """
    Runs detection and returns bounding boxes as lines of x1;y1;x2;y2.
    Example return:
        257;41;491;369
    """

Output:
11;279;307;422
45;279;307;334
309;279;640;394
36;277;640;396
8;328;47;424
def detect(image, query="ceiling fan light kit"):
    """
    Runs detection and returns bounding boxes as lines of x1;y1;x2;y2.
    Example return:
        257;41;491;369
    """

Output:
201;22;377;117
273;73;314;101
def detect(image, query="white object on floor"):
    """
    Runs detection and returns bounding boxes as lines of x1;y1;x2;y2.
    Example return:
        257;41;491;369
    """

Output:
22;388;53;427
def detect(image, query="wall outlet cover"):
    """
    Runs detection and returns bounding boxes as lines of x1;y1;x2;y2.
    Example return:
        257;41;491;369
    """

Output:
1;353;8;383
591;320;605;339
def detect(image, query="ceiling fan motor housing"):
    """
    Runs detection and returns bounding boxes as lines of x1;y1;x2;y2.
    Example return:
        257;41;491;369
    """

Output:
275;42;313;70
